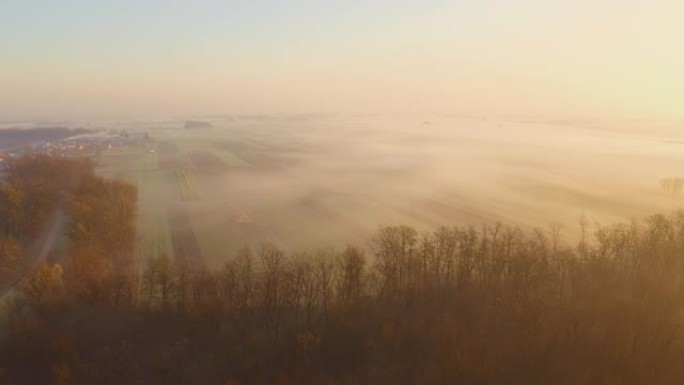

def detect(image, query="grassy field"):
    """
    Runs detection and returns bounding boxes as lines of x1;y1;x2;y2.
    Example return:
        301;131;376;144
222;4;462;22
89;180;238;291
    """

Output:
176;168;198;200
99;144;179;266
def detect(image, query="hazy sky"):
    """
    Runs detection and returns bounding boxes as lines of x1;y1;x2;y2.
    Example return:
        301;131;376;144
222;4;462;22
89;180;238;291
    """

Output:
1;0;682;120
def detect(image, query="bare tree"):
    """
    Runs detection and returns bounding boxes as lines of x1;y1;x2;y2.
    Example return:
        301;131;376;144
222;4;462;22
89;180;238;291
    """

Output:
337;246;366;306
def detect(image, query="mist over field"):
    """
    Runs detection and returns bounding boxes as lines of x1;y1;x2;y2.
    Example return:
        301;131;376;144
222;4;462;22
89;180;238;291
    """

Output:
90;115;684;269
4;1;684;383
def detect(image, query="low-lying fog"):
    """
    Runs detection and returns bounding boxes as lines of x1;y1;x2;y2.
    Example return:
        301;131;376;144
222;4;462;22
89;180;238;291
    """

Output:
99;115;684;267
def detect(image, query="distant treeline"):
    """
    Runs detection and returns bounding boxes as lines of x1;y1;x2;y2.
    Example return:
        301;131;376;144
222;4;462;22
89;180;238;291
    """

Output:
0;127;95;145
3;156;684;384
184;120;213;130
661;177;684;195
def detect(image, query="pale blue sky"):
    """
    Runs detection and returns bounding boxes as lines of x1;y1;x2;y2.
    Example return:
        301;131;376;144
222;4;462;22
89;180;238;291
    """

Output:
1;1;443;52
1;0;682;120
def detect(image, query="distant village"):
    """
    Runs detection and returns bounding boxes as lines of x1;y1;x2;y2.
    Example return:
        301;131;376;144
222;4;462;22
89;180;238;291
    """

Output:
0;127;149;170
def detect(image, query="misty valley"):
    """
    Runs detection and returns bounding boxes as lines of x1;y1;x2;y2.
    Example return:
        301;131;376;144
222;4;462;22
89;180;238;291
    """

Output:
2;116;684;384
95;116;684;268
3;0;684;382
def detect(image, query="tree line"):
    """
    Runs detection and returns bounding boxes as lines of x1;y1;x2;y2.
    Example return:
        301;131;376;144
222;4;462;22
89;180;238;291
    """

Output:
0;155;137;308
3;155;684;384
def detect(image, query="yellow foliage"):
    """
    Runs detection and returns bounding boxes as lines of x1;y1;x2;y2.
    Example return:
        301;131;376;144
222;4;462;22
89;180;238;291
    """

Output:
20;263;64;304
51;360;71;385
0;237;22;274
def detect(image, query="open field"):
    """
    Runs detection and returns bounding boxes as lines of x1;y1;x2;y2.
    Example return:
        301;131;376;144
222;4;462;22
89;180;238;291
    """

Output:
177;168;198;200
95;115;684;269
168;206;204;272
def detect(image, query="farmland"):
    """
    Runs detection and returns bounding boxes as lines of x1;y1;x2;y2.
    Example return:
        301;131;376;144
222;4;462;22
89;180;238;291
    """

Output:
95;115;684;270
177;169;198;200
168;206;204;272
